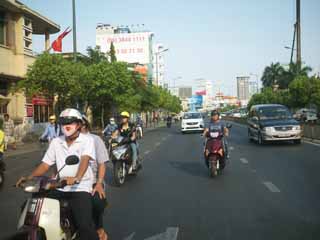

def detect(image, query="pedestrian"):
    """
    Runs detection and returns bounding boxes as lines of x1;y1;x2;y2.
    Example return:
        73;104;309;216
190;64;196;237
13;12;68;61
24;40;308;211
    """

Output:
0;118;5;159
3;113;16;150
40;115;61;143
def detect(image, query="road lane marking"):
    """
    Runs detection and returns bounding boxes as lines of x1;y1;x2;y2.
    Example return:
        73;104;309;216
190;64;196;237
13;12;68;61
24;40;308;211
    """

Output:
239;158;248;164
161;137;167;141
155;142;161;147
229;146;235;151
144;227;179;240
144;150;151;155
123;232;135;240
164;227;179;240
263;181;281;193
303;140;320;147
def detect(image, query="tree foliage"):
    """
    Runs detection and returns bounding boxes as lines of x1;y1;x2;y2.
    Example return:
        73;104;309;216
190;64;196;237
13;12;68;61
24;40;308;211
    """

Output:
18;49;181;125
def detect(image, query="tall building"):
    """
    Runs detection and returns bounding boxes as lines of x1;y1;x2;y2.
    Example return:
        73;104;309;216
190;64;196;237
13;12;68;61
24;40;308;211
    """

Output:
0;0;60;124
178;87;192;99
237;76;250;101
153;44;166;87
96;24;154;84
194;78;213;110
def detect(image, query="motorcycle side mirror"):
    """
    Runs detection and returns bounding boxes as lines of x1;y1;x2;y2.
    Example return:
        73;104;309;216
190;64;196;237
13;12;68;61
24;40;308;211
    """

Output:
226;123;232;129
65;155;80;165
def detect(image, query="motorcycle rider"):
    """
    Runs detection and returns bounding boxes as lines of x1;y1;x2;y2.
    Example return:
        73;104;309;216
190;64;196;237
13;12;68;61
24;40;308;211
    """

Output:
16;108;99;240
114;111;139;170
203;110;229;167
103;117;118;137
136;115;144;138
81;114;109;240
40;115;61;143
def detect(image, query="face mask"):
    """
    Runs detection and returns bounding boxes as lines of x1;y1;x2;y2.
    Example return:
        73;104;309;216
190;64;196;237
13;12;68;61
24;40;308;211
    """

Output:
62;123;79;137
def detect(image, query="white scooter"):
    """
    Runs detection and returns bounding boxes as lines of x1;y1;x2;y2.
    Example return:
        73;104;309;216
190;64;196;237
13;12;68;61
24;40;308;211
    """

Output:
9;156;80;240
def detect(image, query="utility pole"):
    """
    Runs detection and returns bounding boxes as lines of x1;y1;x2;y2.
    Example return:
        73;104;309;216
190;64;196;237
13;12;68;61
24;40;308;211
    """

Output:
296;0;301;68
72;0;77;62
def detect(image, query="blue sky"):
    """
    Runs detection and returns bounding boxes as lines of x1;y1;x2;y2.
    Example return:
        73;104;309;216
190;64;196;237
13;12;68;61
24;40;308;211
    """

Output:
22;0;320;96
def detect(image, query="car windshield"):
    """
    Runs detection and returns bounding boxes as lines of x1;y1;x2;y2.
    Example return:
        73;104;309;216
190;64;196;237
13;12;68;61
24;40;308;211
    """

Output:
183;113;202;119
259;107;293;120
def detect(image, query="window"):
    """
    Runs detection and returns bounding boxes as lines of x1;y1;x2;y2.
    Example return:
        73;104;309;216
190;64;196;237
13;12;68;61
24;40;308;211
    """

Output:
0;12;7;45
33;105;53;123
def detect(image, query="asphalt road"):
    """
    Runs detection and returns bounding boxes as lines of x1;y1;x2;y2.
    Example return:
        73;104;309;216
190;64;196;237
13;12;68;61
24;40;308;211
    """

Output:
1;122;320;240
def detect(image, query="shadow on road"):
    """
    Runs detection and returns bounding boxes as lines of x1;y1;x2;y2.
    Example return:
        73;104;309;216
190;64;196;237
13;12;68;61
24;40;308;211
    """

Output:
169;160;208;179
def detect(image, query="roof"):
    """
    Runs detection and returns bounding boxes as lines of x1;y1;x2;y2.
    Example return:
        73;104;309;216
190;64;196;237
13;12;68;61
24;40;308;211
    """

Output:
0;0;60;34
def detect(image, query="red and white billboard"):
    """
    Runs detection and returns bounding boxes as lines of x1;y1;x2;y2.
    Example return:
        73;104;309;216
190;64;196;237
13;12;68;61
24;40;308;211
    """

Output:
96;32;153;65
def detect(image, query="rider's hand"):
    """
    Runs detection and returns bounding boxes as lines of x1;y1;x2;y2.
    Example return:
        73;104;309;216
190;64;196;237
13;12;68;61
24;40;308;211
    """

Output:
64;177;78;186
16;176;32;187
92;183;106;199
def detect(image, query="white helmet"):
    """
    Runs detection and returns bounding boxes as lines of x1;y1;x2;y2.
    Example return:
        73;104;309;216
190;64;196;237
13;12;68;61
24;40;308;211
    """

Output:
59;108;83;125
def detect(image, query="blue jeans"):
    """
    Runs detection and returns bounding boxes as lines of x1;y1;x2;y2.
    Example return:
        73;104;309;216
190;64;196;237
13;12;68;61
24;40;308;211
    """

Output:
130;142;138;166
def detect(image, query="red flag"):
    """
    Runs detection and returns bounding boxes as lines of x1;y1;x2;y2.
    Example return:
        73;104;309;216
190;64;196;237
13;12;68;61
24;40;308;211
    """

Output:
51;27;72;52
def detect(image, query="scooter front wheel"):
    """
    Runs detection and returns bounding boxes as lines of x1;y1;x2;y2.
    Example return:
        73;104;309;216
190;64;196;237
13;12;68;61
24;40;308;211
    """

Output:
209;155;218;178
0;172;4;188
113;161;126;187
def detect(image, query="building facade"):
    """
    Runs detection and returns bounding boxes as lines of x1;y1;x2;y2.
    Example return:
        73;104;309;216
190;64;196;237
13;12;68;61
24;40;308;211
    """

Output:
96;24;154;84
0;0;60;138
153;43;166;87
237;76;250;101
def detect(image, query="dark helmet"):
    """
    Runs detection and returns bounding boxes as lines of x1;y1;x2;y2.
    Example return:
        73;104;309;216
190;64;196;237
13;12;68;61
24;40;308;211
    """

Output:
211;110;220;117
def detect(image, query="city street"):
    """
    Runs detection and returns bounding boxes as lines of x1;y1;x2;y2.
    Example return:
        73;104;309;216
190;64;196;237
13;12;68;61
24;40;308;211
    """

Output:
1;122;320;240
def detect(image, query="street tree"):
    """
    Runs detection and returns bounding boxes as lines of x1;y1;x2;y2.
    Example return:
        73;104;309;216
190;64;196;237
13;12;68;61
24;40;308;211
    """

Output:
109;42;117;63
261;62;284;89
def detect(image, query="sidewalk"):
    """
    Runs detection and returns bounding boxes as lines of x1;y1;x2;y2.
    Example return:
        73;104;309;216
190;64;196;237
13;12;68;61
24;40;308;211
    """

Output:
5;122;166;158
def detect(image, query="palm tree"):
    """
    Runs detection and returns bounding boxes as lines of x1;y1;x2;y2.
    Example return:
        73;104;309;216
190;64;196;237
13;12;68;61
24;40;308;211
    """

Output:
278;63;312;89
261;62;284;89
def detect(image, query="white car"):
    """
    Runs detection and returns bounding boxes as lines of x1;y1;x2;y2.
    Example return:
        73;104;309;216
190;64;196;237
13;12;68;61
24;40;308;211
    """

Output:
181;112;204;133
294;108;318;122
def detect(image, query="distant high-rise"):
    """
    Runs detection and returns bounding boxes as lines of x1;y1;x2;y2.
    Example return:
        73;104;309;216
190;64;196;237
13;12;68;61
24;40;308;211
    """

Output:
178;87;192;99
237;76;250;101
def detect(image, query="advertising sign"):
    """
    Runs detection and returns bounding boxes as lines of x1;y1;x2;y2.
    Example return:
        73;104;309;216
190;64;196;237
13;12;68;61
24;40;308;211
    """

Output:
96;32;153;64
189;95;203;109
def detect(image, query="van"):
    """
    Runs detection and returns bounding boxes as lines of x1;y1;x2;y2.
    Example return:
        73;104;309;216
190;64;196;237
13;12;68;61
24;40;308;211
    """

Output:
247;104;301;144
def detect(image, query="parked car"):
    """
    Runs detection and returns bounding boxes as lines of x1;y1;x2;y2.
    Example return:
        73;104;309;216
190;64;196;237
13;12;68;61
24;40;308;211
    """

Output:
181;112;204;133
247;104;301;144
231;109;241;118
294;108;318;123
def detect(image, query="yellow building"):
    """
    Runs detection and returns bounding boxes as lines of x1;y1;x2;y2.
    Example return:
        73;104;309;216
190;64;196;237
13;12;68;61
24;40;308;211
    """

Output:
0;0;60;125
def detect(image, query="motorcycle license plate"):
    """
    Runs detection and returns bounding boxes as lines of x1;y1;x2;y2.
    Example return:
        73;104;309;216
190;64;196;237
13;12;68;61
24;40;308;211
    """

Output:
210;132;219;138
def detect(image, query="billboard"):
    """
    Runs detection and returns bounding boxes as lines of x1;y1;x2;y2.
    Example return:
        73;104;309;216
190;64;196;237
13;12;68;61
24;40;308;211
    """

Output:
96;32;153;64
178;87;192;99
189;95;203;110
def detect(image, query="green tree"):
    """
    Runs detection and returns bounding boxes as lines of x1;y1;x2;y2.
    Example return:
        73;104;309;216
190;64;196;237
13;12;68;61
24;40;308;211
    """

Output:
19;53;75;112
261;62;284;89
278;63;312;89
289;75;320;109
85;46;108;65
109;42;117;63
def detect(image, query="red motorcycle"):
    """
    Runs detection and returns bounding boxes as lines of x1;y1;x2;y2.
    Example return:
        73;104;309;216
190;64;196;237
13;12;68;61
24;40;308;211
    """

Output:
204;124;231;178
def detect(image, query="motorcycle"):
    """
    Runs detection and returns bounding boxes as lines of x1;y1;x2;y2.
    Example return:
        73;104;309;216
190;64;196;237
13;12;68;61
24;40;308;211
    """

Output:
111;136;141;186
136;124;143;139
204;124;232;178
10;155;80;240
0;154;5;189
